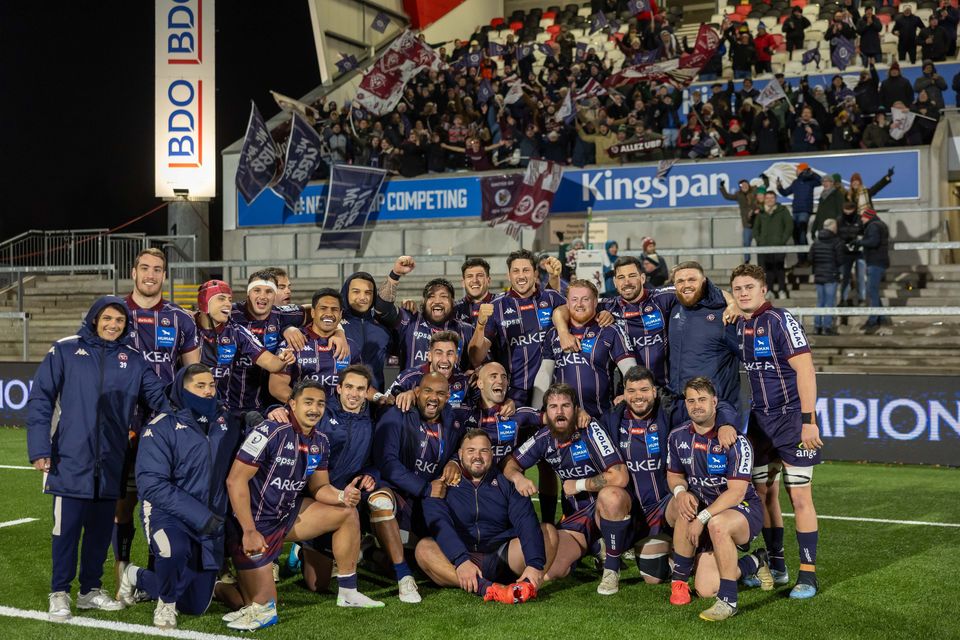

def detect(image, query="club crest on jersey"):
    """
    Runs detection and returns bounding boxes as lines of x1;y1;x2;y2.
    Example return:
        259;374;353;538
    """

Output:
539;301;549;308
712;444;723;453
267;325;277;334
161;317;171;326
706;314;716;321
757;326;765;336
118;352;128;361
310;444;320;454
220;336;231;344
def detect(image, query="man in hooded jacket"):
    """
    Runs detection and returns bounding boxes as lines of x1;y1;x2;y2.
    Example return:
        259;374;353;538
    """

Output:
28;295;170;621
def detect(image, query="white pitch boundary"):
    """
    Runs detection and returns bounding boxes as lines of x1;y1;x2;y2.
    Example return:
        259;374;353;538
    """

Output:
0;465;34;470
0;605;239;640
0;518;37;529
783;512;960;528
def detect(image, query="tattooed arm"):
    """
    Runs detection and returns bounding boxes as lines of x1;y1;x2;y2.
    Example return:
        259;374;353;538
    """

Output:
379;256;416;303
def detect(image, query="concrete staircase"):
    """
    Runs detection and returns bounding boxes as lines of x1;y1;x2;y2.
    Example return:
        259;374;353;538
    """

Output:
2;267;959;373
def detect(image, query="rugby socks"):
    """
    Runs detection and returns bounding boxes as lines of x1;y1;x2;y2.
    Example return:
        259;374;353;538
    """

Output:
393;561;412;581
796;530;818;584
337;573;358;595
767;526;786;573
717;578;739;608
671;552;694;583
600;517;631;572
476;577;493;598
112;522;135;562
737;554;759;580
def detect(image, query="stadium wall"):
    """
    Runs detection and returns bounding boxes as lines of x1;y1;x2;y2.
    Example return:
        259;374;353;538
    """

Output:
221;146;943;274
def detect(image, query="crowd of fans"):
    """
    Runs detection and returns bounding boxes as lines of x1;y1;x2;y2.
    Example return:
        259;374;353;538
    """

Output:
296;1;959;179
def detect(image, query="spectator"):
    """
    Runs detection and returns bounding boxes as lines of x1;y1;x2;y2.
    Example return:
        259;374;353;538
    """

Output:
602;241;618;294
640;237;669;287
753;23;776;76
908;89;941;146
777;163;822;265
853;64;881;117
856;209;891;333
731;32;756;80
651;91;682;149
426;131;447;173
830;110;860;150
919;15;949;62
879;62;914;110
811;173;845;239
827;10;857;58
724;118;751;156
914;60;948;109
399;131;428;178
735;78;759;110
857;8;883;66
862;111;893;149
753;191;793;298
827;75;854;110
719;178;758;263
939;2;960;58
846;168;893;215
782;7;811;59
809;218;845;335
837;201;866;306
441;137;504;171
791;106;824;152
493;135;521;168
753;111;781;155
892;6;923;64
575;118;618;165
841;0;861;24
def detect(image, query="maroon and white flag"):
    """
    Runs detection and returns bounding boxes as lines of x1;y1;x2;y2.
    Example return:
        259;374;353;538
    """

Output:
355;30;442;115
574;77;608;100
489;160;564;239
605;25;718;89
678;24;720;73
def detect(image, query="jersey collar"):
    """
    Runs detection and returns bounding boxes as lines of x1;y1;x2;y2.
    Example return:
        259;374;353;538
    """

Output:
125;294;166;312
750;302;774;319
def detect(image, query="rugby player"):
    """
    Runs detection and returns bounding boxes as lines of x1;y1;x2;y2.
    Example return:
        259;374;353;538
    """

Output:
388;331;474;409
416;429;556;603
554;256;676;388
263;267;293;305
340;271;400;393
532;279;637;419
193;280;295;419
373;373;464;544
378;256;474;369
268;288;360;403
728;264;823;599
225;381;382;631
665;377;771;622
115;248;200;590
504;383;633;596
599;366;740;584
454;257;495;325
468;249;566;523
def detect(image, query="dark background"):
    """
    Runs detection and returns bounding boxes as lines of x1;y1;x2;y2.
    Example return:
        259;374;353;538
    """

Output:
0;1;321;257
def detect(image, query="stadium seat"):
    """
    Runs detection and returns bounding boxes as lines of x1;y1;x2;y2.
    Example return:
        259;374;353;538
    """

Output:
509;21;523;31
547;24;562;34
490;17;504;28
791;0;807;6
785;60;804;74
736;5;753;16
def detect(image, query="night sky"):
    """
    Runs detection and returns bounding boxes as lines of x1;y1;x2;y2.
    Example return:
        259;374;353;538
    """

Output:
0;1;320;257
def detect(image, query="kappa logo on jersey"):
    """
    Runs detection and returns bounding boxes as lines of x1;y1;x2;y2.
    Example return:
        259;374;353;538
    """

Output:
74;348;89;356
504;308;516;314
677;441;690;450
143;428;153;438
285;442;295;451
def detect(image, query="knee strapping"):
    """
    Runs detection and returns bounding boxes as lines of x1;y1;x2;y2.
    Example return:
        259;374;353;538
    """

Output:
783;465;813;487
752;460;783;484
368;492;396;523
636;552;670;581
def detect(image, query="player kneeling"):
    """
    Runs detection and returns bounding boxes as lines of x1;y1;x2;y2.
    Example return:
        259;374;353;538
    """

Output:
415;429;557;603
224;381;382;631
665;377;773;622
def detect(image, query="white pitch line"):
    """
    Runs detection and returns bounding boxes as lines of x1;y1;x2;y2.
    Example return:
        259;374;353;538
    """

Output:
783;513;960;528
0;465;34;470
0;518;37;529
0;605;239;640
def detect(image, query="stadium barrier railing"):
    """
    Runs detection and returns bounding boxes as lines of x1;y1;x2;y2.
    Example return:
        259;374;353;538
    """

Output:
0;265;119;313
0;312;29;360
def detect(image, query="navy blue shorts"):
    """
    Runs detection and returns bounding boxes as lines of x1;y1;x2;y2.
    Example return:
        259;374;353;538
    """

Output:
749;411;822;468
631;493;672;542
468;541;515;583
558;501;600;547
693;493;763;552
226;503;300;570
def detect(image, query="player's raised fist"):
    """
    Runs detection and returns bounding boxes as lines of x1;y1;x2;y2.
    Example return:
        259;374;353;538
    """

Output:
543;256;562;276
477;303;494;325
393;256;416;276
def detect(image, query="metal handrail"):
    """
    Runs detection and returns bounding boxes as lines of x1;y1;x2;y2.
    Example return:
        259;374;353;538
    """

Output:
0;312;30;360
787;307;960;320
0;265;118;312
623;241;960;257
